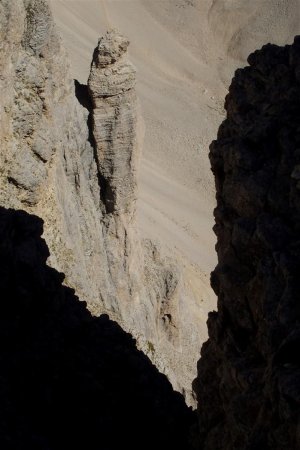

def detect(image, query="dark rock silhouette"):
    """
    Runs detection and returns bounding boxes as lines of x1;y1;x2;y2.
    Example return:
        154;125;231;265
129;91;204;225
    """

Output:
0;207;194;450
193;36;300;449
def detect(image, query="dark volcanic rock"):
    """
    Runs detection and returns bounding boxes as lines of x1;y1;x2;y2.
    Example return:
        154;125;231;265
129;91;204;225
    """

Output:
0;207;194;450
193;37;300;449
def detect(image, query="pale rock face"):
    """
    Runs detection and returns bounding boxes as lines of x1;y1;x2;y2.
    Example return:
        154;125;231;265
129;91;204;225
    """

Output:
88;30;138;215
0;0;198;404
0;0;111;312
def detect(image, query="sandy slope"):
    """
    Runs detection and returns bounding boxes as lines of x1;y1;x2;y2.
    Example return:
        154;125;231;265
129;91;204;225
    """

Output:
50;0;300;351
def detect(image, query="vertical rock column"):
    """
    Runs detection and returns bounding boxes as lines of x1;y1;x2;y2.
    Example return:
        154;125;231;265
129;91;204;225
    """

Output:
87;29;144;316
88;29;138;215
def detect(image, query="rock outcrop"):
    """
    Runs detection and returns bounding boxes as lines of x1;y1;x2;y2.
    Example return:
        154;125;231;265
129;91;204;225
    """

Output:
0;206;194;449
85;29;145;324
0;0;195;402
193;37;300;449
0;0;105;308
88;29;138;215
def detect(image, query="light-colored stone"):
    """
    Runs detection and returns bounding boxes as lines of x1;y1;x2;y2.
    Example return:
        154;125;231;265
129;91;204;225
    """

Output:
0;0;199;405
88;30;138;215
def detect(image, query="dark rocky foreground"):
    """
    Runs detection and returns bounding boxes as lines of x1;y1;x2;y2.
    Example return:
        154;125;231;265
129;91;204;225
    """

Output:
193;37;300;449
0;207;194;450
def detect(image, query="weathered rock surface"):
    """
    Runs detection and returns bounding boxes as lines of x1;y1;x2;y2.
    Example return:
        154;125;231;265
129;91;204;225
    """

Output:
0;206;194;449
0;0;105;309
0;0;196;402
193;37;300;449
88;30;138;215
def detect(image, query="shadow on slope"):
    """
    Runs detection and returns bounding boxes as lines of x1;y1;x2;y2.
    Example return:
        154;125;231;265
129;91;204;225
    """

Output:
0;207;194;450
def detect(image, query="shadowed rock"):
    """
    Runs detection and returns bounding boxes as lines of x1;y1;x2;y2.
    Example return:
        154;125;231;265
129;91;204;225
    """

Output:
0;206;194;449
193;36;300;449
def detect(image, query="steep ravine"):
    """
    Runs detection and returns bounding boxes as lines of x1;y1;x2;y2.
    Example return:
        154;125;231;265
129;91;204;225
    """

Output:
193;37;300;449
2;1;300;448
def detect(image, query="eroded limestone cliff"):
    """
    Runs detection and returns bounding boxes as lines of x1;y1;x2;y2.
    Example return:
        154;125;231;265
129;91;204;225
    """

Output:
0;0;196;401
193;37;300;449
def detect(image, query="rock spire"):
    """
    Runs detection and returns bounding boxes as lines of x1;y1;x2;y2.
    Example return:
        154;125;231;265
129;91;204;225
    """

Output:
88;30;138;214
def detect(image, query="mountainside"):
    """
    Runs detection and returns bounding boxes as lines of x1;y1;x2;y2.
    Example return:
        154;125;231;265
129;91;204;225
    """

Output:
208;0;300;82
49;0;300;281
2;2;300;448
0;0;205;403
49;0;300;403
193;37;300;449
